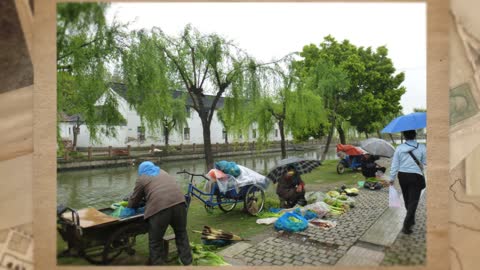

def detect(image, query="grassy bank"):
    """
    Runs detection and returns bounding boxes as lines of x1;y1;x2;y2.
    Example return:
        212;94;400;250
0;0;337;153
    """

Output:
57;159;363;265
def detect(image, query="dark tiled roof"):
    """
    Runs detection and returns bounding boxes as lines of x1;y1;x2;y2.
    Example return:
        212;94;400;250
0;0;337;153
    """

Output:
59;112;83;122
110;82;224;110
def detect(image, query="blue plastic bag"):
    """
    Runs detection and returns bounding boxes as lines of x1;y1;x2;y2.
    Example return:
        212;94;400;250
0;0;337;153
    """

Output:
293;208;318;220
215;161;241;177
111;206;137;218
269;207;283;213
274;212;309;232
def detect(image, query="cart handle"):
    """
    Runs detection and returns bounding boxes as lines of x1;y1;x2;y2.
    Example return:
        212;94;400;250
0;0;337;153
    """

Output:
57;205;82;235
176;170;209;181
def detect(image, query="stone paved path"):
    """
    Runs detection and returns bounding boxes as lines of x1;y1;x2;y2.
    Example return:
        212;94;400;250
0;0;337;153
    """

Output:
222;182;427;266
381;190;427;266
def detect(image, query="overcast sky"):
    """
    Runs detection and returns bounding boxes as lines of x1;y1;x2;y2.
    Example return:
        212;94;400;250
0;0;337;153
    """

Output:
106;2;426;114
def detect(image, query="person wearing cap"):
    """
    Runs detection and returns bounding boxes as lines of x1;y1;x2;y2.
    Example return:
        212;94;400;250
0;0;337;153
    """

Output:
128;161;192;265
389;130;426;234
276;165;307;208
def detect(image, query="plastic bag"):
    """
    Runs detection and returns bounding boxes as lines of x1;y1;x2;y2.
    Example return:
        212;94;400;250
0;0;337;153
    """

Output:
293;208;318;220
215;161;241;177
308;219;337;230
206;169;228;181
256;217;278;225
388;186;402;208
274;212;309;232
110;206;144;218
216;175;237;194
305;191;327;203
110;201;128;209
303;202;330;217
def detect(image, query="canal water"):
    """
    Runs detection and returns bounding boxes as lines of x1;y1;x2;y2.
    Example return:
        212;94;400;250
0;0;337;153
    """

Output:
57;148;338;209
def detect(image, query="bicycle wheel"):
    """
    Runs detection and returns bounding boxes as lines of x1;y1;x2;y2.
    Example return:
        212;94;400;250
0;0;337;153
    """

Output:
337;162;345;174
217;195;237;213
244;185;265;216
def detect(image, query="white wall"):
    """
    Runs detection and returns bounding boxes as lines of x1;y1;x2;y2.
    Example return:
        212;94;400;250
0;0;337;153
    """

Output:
59;122;74;141
68;88;294;147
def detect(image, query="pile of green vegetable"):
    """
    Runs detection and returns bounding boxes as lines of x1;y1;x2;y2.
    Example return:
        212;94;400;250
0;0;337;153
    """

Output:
323;190;356;216
190;243;231;266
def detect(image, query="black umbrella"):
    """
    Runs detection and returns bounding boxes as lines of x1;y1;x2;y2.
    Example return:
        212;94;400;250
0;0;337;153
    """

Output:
267;157;321;183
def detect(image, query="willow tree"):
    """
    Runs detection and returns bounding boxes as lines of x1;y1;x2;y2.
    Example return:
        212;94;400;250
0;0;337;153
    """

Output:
150;25;260;169
122;31;187;150
239;62;326;159
57;3;126;150
295;55;351;160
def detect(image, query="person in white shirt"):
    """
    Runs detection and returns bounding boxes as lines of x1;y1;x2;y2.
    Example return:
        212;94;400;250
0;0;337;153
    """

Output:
389;130;426;234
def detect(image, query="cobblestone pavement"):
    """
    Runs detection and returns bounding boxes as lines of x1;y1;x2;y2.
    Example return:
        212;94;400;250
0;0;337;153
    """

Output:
381;191;427;266
229;182;427;266
232;186;392;266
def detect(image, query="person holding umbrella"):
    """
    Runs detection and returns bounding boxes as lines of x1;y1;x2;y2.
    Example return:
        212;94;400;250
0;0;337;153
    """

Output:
276;165;307;208
389;130;426;234
267;157;321;208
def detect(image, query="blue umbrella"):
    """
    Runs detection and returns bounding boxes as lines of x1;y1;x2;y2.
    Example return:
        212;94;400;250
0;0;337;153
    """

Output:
381;112;426;133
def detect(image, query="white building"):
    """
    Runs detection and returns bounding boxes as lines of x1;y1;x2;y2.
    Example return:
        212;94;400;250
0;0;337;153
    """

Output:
60;83;293;148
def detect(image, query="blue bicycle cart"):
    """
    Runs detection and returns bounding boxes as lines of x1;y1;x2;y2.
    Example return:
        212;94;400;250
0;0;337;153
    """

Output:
336;155;364;174
177;170;267;216
336;144;366;174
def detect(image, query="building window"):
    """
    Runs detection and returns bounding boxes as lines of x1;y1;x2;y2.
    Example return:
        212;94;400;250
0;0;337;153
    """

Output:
275;129;278;137
137;126;145;141
252;129;256;139
222;129;227;140
68;127;71;135
184;127;190;140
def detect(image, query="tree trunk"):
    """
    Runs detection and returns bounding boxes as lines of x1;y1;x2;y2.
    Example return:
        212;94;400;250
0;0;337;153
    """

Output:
224;131;228;144
200;117;214;170
164;127;170;152
365;132;369;139
376;130;382;139
337;124;346;145
389;134;395;144
279;120;287;159
401;133;404;144
322;118;336;161
72;124;79;151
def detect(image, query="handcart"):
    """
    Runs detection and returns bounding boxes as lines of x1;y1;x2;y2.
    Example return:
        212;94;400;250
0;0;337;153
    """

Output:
57;205;148;265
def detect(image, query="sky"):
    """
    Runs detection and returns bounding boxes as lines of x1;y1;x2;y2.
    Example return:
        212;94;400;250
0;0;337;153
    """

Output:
106;2;426;114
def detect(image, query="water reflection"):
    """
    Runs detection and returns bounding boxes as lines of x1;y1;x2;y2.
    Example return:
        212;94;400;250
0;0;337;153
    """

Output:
57;148;337;209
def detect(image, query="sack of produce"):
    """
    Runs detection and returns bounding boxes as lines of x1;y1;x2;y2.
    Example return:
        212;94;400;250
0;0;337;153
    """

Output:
309;219;337;230
110;201;129;209
364;181;382;190
256;217;279;225
215;160;241;177
110;206;137;218
303;202;330;217
326;190;340;198
305;191;327;203
274;212;309;232
293;208;318;220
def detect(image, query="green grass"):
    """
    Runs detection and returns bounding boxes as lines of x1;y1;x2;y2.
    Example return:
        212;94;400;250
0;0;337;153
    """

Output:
57;159;362;265
302;159;365;188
